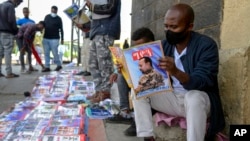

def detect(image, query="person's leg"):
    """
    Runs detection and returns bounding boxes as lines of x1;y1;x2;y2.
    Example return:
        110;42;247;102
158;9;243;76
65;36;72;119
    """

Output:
98;35;114;92
49;39;61;71
26;46;37;71
16;38;26;71
117;73;130;110
184;90;210;141
80;38;91;75
89;36;102;92
2;33;15;76
133;90;185;138
90;35;114;103
42;38;51;69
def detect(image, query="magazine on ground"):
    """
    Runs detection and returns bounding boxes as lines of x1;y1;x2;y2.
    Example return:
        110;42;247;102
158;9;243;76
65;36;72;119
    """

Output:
41;134;86;141
121;40;173;99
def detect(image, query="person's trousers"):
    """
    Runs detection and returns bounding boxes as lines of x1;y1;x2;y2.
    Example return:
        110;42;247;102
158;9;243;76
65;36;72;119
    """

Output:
42;38;61;68
132;90;210;141
89;35;114;92
81;38;91;71
16;38;32;69
0;32;14;75
117;73;130;110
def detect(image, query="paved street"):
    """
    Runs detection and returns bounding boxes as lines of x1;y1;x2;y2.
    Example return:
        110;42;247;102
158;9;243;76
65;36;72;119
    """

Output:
0;63;142;141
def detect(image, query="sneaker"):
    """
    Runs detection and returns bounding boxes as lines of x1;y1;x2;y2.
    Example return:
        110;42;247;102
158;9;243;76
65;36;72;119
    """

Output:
54;66;62;71
42;68;51;72
105;114;133;124
124;121;137;136
5;73;19;78
0;73;5;77
83;71;91;76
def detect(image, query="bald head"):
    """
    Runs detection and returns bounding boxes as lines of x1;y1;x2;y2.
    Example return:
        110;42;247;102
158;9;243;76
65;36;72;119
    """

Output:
168;3;194;24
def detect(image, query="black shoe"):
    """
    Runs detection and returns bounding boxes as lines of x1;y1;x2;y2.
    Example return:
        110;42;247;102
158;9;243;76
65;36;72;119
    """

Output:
42;68;51;72
83;71;91;76
105;114;133;124
5;73;19;78
124;121;137;136
54;66;62;71
75;71;85;75
0;73;5;77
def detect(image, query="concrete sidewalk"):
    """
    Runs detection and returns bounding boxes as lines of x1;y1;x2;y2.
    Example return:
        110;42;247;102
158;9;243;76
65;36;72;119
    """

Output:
0;64;142;141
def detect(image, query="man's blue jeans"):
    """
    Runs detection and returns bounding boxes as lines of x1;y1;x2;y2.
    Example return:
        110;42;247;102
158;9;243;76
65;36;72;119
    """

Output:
117;73;130;110
42;38;61;68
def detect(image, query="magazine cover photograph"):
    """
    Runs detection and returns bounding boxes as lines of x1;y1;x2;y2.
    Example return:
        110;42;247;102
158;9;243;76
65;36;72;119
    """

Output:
123;40;172;99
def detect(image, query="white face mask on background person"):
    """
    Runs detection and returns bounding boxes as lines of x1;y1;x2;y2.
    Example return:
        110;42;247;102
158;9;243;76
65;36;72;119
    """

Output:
51;13;57;18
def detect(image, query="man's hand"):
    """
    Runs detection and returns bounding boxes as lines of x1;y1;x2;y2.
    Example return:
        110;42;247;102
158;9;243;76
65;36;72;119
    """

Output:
158;56;178;75
75;23;83;29
109;73;118;83
61;40;64;45
85;0;92;9
135;85;142;93
115;62;123;73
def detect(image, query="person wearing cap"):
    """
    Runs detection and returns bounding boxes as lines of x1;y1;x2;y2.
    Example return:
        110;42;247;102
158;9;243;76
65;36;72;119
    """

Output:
0;0;23;78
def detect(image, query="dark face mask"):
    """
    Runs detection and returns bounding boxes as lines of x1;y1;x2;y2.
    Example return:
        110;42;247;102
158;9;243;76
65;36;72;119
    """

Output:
165;29;188;45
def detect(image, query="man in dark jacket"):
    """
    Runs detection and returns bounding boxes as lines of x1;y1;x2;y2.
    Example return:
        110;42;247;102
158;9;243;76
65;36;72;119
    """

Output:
0;0;23;78
42;5;64;72
85;0;121;103
132;3;225;141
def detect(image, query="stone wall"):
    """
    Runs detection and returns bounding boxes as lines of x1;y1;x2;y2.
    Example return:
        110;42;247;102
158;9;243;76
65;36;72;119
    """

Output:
131;0;250;139
219;0;250;134
131;0;222;46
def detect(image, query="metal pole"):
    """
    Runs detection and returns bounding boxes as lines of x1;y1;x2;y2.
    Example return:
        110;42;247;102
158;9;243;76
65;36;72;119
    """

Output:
71;0;74;62
28;0;30;8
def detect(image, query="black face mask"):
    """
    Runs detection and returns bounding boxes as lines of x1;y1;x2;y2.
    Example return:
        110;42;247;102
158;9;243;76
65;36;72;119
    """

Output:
165;29;188;45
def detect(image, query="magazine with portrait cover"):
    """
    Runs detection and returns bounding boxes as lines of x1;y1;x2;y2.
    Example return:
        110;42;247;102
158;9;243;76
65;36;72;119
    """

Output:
122;40;173;99
109;46;132;88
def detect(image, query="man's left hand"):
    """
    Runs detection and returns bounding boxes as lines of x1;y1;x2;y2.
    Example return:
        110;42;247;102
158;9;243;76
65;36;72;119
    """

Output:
61;40;64;45
158;56;178;75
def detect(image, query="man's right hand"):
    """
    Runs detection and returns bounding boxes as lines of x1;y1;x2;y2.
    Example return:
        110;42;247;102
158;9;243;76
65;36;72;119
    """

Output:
109;73;118;83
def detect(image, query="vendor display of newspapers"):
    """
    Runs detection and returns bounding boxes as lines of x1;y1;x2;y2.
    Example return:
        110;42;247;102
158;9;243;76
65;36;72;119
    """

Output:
0;70;116;140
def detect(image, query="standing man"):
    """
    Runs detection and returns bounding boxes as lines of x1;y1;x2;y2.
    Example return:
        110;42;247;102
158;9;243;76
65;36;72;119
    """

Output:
42;5;64;72
132;3;225;141
85;0;121;103
16;7;35;26
0;0;23;78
